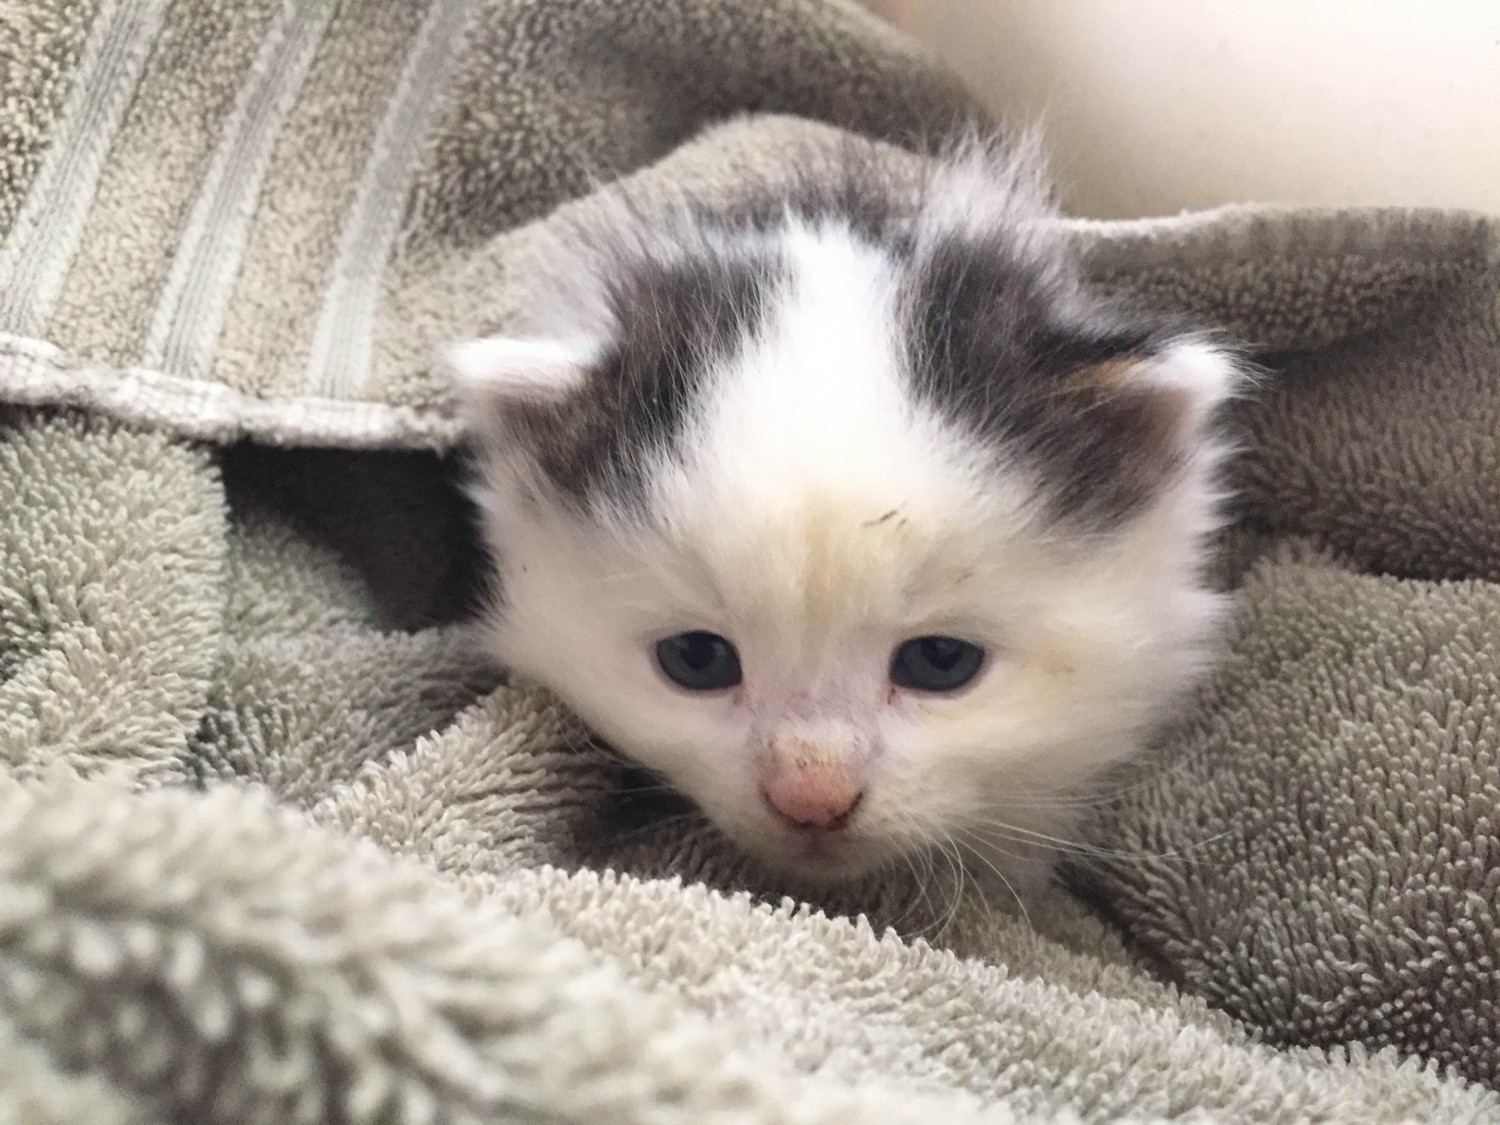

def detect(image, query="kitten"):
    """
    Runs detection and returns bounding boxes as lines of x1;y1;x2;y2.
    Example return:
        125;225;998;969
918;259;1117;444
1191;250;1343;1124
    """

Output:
450;135;1240;891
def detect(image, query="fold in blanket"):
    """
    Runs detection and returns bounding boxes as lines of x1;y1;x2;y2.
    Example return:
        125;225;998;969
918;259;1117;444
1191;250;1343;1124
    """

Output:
2;0;1498;1121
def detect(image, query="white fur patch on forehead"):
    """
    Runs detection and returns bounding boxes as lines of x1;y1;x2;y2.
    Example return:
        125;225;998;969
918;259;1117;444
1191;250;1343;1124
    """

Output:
642;218;1031;638
674;220;988;517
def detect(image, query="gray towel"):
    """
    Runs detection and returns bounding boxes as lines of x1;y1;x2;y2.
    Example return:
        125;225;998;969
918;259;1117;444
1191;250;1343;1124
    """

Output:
1;1;1497;1120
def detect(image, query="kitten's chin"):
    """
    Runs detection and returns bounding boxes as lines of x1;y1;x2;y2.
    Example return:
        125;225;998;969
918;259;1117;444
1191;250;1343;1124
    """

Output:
729;823;898;885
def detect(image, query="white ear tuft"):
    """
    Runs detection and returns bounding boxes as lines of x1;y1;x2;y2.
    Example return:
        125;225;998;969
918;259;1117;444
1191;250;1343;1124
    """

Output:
445;336;598;406
1144;339;1247;427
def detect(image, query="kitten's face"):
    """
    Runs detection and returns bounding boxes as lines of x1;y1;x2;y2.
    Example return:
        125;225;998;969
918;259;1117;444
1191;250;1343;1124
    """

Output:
473;460;1221;884
454;143;1237;885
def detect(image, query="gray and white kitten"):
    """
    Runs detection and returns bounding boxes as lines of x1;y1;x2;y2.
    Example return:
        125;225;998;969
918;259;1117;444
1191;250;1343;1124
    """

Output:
450;137;1240;890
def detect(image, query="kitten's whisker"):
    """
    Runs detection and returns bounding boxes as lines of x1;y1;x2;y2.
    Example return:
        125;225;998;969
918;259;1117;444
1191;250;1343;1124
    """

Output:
961;819;1231;866
953;826;1032;867
951;828;1036;951
901;840;941;935
888;852;931;931
960;820;1138;861
983;784;1136;811
901;817;953;937
913;838;963;943
904;844;954;940
941;837;968;941
606;810;711;847
1028;742;1232;809
610;792;690;804
984;762;1185;812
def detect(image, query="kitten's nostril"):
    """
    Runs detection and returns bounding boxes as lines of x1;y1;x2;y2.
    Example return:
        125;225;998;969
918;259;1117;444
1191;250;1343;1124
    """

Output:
760;775;864;832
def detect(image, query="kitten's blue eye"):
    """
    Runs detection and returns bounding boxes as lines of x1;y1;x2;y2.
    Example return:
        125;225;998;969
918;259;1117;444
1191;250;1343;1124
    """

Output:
656;631;742;691
891;636;985;693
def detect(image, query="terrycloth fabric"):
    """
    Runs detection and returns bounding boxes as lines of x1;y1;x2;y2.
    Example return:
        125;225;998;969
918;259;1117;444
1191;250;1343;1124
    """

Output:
2;1;1499;1121
0;0;969;444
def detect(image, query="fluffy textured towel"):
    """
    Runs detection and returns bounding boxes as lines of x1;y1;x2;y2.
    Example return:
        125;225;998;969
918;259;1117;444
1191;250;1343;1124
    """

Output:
1;1;1498;1121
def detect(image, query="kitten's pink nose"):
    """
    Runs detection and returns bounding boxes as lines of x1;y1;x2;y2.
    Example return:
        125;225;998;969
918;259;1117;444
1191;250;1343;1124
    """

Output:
760;768;864;832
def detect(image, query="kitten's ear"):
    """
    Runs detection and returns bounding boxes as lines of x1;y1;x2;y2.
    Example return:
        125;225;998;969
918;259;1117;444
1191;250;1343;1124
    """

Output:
445;336;597;408
1137;339;1244;430
1082;339;1244;439
1065;340;1245;507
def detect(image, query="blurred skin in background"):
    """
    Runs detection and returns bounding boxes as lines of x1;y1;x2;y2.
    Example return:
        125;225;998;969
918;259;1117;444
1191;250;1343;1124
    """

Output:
866;0;1500;219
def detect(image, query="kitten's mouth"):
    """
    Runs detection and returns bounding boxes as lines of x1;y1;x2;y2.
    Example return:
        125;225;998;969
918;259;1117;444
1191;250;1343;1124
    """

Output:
783;827;850;861
752;819;893;882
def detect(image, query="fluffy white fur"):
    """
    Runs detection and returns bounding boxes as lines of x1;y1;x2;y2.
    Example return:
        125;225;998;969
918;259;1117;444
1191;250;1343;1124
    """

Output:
453;171;1238;892
445;337;595;403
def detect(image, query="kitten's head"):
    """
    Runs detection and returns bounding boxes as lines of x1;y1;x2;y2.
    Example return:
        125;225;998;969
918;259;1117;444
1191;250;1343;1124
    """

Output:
451;138;1241;884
